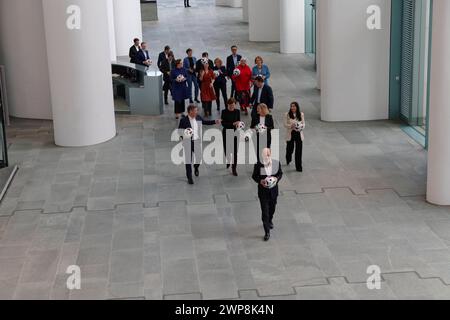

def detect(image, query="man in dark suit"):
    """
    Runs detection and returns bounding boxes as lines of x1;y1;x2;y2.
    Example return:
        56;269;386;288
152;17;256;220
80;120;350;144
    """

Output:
136;42;152;67
179;105;221;185
226;45;242;98
252;148;283;241
129;38;140;63
158;45;171;69
250;76;274;119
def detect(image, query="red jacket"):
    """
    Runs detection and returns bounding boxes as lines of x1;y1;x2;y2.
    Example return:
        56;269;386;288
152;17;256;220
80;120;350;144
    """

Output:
232;65;252;91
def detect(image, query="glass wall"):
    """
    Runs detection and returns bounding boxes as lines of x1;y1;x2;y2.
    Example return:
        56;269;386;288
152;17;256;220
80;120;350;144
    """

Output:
390;0;432;147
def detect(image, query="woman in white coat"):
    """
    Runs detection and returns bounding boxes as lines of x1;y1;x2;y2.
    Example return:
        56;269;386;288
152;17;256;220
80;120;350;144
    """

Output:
284;102;305;172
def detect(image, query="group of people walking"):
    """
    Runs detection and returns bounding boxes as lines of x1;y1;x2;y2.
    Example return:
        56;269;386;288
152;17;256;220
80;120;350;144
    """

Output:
129;39;305;242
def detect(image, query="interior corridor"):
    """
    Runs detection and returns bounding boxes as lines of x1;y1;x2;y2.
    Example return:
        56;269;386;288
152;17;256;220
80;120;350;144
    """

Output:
1;0;450;300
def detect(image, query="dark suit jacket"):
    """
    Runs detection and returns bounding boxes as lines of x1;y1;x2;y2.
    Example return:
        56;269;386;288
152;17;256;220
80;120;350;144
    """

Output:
160;59;176;82
250;85;274;118
251;114;274;147
226;54;242;77
178;115;216;130
158;52;167;69
129;45;140;63
136;50;151;66
252;160;283;199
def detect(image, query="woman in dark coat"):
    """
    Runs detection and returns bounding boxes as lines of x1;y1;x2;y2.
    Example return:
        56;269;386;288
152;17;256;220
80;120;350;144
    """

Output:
171;59;189;119
221;98;241;176
159;51;176;105
251;103;274;162
213;58;228;111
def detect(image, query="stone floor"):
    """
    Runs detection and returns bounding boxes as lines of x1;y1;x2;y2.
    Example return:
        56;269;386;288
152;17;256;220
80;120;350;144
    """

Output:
1;0;450;300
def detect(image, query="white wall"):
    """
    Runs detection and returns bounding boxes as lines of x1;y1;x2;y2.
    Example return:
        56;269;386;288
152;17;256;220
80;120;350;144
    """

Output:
280;0;305;53
243;0;249;22
248;0;280;42
0;0;53;120
113;0;143;57
320;0;391;121
106;0;117;61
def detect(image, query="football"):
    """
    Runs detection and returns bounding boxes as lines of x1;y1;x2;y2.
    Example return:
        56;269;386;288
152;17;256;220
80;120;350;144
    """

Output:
184;128;194;139
264;176;278;189
233;68;241;77
255;123;267;134
294;121;304;132
213;70;220;78
176;74;186;82
237;121;246;130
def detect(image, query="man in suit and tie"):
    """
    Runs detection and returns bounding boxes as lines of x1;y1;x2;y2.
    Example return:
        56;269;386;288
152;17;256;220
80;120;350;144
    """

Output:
179;105;221;185
252;148;283;241
226;45;242;98
158;45;171;69
129;38;141;63
136;42;152;67
250;76;274;119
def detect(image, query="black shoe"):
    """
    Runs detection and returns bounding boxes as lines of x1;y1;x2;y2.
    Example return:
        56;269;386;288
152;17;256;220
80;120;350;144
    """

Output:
188;178;194;185
286;161;291;166
165;101;169;105
232;171;238;177
226;164;231;169
195;99;200;103
296;168;303;172
269;223;274;230
195;168;199;177
264;233;270;242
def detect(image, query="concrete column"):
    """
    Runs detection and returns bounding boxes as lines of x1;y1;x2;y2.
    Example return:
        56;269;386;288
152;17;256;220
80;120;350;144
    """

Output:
42;0;116;147
280;0;305;54
248;0;280;42
0;0;52;120
106;0;117;61
113;0;143;57
216;0;243;8
320;0;391;121
427;0;450;205
316;0;322;89
243;0;249;22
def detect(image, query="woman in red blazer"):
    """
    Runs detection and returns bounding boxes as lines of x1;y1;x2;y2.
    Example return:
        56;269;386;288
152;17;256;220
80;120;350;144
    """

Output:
232;58;253;115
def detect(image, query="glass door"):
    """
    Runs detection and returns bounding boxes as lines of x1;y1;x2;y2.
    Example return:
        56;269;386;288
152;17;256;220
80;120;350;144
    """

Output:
305;0;317;61
0;72;9;169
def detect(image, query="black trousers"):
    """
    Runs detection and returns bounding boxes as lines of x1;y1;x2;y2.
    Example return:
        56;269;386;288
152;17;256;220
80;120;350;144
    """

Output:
202;101;212;115
259;196;277;234
286;131;303;170
184;0;190;7
163;81;172;103
223;132;238;172
214;82;228;110
185;141;200;180
230;80;236;98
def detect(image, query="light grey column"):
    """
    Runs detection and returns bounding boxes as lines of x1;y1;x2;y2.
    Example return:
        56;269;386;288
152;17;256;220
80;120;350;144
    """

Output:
42;0;116;147
248;0;280;42
280;0;305;53
0;0;52;119
427;0;450;205
113;0;143;57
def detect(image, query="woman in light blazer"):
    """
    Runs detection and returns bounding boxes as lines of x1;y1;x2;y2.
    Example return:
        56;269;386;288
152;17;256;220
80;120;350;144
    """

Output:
284;102;305;172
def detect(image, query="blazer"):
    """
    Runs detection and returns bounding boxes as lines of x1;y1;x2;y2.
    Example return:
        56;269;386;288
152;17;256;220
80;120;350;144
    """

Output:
136;49;151;66
129;45;140;63
178;115;216;131
251;114;274;147
226;54;242;77
170;68;189;102
252;160;283;199
252;65;271;85
158;52;167;69
183;56;197;79
250;84;274;118
160;59;176;82
284;112;305;142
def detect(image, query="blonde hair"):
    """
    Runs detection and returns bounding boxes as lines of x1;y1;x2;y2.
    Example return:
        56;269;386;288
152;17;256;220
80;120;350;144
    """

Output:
255;56;264;64
214;58;223;66
258;103;270;116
